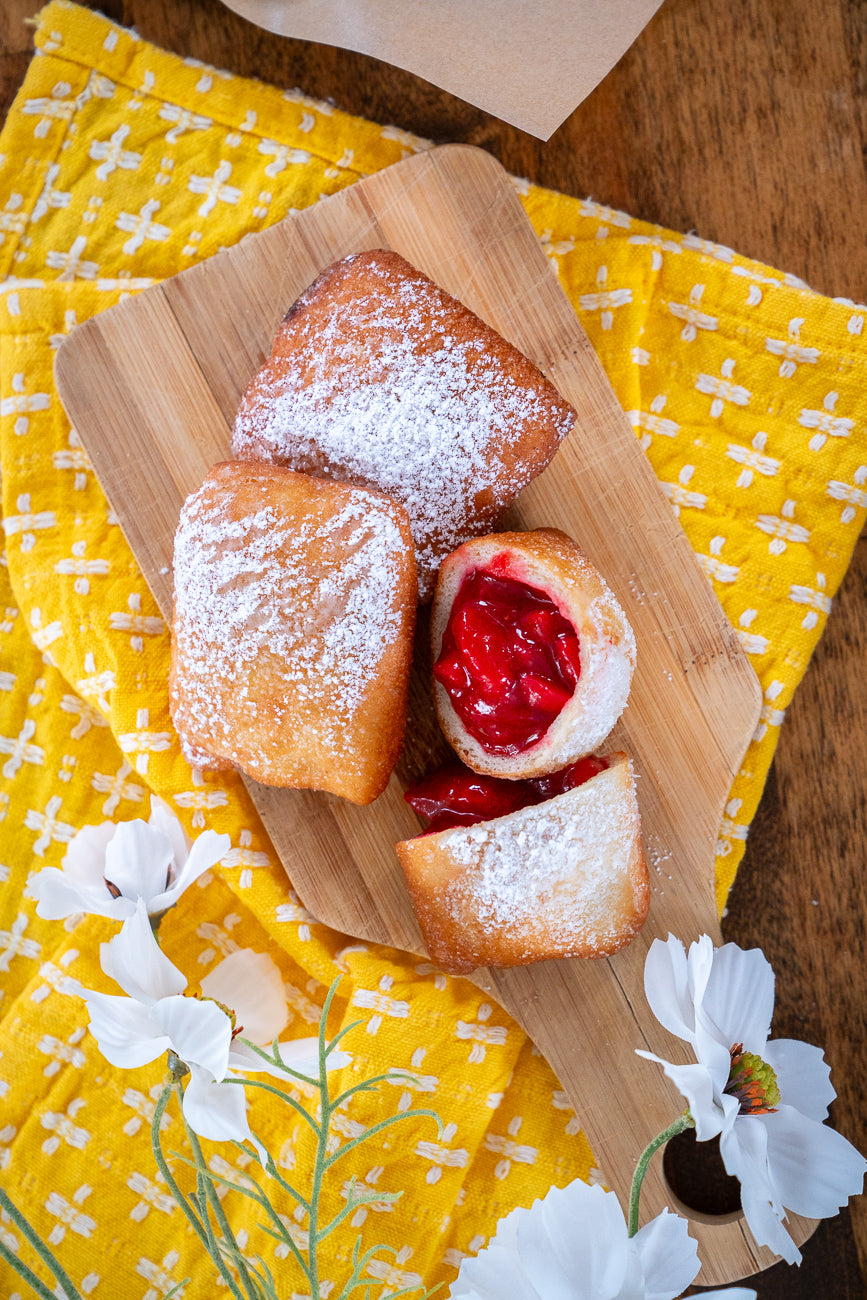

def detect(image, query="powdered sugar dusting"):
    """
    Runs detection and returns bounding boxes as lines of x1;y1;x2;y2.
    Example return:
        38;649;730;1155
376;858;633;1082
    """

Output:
172;482;408;778
444;771;639;955
232;255;573;597
567;591;635;748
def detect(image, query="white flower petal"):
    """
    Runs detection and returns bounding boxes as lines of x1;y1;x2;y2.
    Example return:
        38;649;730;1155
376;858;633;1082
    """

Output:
231;1036;314;1078
30;866;131;921
229;1036;351;1080
83;988;170;1069
101;897;186;1003
61;822;115;883
537;1183;629;1298
765;1038;834;1121
642;933;864;1269
451;1181;651;1300
698;1290;757;1298
761;1106;867;1220
182;1063;267;1163
635;1051;735;1141
450;1200;554;1300
633;1208;700;1299
156;829;230;908
643;935;701;1043
507;1228;586;1300
450;1209;544;1300
148;797;190;867
514;1188;624;1300
154;994;232;1080
690;1020;735;1093
739;1170;801;1266
700;943;774;1054
227;1039;272;1074
721;1114;799;1264
37;812;226;922
324;1045;352;1071
103;820;173;901
200;949;288;1046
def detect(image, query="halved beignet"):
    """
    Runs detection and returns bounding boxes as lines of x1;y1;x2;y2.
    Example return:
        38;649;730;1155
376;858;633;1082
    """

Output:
231;249;575;600
169;462;417;805
396;753;649;974
431;529;636;778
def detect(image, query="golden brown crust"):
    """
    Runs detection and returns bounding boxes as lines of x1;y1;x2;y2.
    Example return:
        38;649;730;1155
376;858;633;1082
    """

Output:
431;528;636;778
169;461;417;805
396;753;649;974
231;250;575;600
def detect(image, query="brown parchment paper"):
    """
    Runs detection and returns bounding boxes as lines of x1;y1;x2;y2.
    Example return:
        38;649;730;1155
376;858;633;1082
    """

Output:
219;0;665;140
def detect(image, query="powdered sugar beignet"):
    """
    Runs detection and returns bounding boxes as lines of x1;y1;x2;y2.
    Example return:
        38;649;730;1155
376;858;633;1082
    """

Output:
231;249;575;600
169;462;417;805
396;754;648;973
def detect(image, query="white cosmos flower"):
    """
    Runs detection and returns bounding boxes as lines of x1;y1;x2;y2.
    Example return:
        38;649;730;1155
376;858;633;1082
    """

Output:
448;1179;701;1300
31;797;230;921
638;934;867;1265
81;899;348;1158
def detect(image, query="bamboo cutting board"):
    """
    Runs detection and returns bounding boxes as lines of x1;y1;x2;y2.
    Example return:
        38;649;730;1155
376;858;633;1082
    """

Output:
55;145;808;1283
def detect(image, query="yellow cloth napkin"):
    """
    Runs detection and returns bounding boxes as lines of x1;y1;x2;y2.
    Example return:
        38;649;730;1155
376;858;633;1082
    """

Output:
0;2;865;1295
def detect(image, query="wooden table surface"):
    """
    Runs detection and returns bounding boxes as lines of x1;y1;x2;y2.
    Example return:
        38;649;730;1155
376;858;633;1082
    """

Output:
1;0;865;1294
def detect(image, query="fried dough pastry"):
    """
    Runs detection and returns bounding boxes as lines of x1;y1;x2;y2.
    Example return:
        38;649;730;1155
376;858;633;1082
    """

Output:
396;753;648;973
231;249;575;600
169;462;417;804
431;529;636;778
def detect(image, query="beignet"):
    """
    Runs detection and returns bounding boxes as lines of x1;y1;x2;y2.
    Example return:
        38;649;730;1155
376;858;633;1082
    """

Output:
396;753;648;974
169;462;417;805
231;249;575;600
431;529;636;778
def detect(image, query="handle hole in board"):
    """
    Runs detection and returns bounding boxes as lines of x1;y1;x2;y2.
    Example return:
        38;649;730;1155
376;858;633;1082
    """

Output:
661;1128;743;1226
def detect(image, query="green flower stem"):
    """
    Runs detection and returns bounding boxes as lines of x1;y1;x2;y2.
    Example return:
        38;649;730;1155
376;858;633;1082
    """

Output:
176;1083;256;1300
151;1076;249;1299
0;1183;84;1300
306;1077;330;1300
304;980;347;1300
151;1081;210;1253
175;1145;308;1251
627;1112;695;1238
324;1107;442;1171
0;1239;75;1300
193;1169;255;1300
219;1072;320;1141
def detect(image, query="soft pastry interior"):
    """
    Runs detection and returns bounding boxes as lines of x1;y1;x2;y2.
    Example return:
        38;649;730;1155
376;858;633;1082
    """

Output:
396;752;649;974
231;249;575;600
169;461;417;805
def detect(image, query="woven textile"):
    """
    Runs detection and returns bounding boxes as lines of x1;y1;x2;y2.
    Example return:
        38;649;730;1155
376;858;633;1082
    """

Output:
1;3;865;1295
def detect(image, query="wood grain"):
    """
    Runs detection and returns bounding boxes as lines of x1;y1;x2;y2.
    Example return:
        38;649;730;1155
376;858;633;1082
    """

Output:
4;0;865;1293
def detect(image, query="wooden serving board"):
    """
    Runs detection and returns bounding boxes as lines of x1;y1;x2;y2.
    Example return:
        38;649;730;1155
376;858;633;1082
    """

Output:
55;144;807;1283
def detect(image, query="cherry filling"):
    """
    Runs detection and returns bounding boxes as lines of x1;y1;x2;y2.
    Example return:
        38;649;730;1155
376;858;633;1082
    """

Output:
433;566;582;756
405;754;609;835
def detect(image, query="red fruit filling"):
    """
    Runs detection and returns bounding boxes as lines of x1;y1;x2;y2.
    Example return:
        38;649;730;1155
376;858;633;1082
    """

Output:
405;754;610;834
433;565;582;756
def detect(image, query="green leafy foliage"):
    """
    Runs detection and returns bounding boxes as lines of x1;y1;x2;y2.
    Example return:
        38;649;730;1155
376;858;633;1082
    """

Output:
1;979;442;1300
151;977;443;1300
